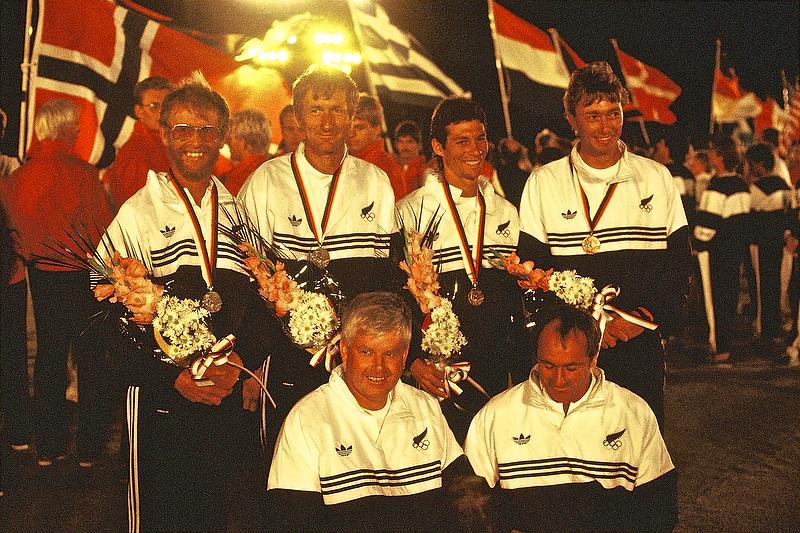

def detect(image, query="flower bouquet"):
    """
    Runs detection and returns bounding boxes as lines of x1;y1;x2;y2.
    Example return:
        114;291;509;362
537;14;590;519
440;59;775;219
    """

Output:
400;206;483;398
222;204;341;370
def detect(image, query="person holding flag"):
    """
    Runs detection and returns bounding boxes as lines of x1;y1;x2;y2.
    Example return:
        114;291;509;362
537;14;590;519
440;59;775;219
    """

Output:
518;62;690;428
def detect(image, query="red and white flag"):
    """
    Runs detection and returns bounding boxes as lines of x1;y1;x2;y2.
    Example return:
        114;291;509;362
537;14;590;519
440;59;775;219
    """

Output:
28;0;290;166
753;96;785;137
712;68;761;125
491;1;571;89
613;45;681;125
781;86;800;155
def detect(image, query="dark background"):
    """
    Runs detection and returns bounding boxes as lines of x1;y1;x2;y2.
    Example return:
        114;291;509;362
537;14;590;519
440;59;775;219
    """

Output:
1;1;798;159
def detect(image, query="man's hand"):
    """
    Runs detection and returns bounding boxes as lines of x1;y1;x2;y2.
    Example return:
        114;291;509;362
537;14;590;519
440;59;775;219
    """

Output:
174;351;243;405
242;366;263;412
410;358;449;399
600;308;652;349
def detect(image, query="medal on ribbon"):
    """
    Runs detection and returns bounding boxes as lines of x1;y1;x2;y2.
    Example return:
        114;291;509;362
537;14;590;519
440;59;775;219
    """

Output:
571;156;618;256
441;180;486;307
290;152;343;269
167;173;222;312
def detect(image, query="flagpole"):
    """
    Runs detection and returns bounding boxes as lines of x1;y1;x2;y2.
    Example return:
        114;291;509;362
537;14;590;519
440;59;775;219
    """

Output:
610;38;650;147
18;0;35;159
486;0;513;138
344;0;393;153
710;38;721;135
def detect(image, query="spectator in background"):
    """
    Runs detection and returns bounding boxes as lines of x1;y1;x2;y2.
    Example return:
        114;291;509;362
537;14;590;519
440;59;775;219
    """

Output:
221;109;271;195
761;127;792;187
745;143;796;345
0;107;21;177
536;145;567;167
694;134;751;363
393;120;428;195
348;93;405;199
103;76;172;211
274;104;304;157
3;99;112;467
495;137;532;209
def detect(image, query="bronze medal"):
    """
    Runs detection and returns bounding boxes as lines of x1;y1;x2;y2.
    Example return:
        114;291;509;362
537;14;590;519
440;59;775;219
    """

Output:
467;285;485;306
201;290;223;313
581;235;601;255
308;246;331;269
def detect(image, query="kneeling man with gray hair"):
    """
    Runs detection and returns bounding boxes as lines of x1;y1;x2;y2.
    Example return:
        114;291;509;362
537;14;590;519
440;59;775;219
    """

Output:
267;292;478;532
464;304;677;532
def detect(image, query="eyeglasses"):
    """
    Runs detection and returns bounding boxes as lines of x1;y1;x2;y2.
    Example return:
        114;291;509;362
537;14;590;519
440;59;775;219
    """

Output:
141;102;162;110
167;123;222;143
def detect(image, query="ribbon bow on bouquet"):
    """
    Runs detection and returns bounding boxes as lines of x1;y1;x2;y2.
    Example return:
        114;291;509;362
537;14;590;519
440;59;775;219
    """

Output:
591;285;658;339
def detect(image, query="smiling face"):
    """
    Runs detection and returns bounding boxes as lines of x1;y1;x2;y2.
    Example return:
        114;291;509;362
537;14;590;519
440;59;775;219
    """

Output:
395;135;421;163
340;329;409;410
160;104;224;184
567;97;623;169
536;321;596;407
432;119;488;195
296;88;351;162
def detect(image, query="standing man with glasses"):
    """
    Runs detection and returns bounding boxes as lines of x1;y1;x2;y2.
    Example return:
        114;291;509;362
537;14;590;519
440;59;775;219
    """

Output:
104;78;279;533
103;76;173;212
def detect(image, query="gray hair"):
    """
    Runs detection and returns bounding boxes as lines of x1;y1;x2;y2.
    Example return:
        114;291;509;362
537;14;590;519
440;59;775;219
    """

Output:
34;99;78;141
340;292;412;347
229;109;271;154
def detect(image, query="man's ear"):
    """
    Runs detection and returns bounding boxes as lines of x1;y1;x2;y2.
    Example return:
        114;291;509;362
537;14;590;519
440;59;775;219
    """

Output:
431;138;445;158
160;126;169;146
566;112;577;133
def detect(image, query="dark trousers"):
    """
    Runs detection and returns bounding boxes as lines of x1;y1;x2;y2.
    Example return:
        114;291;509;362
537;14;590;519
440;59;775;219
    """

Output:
1;278;32;446
128;385;259;533
756;243;783;338
599;331;666;430
709;252;744;354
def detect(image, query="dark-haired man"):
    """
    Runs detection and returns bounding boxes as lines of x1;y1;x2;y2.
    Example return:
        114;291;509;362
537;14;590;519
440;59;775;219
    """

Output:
348;93;404;198
465;304;677;533
104;76;172;211
393;119;428;195
695;135;751;363
518;61;690;428
396;96;525;442
744;143;794;343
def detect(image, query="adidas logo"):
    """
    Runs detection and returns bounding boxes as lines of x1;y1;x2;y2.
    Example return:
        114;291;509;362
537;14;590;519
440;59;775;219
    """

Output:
412;427;430;450
512;433;531;445
562;209;576;220
288;214;302;227
335;444;353;457
603;428;626;450
160;225;175;238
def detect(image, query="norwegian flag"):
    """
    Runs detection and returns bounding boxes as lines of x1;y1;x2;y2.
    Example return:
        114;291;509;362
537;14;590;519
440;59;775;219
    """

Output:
28;0;290;167
613;44;681;125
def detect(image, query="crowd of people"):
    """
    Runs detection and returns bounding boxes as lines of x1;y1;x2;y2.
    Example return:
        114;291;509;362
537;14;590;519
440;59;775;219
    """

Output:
0;57;798;532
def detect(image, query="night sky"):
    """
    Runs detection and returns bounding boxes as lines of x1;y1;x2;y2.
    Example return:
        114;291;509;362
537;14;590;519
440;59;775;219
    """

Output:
1;1;798;155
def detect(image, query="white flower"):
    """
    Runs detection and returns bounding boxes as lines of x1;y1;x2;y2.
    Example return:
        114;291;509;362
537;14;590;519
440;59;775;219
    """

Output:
153;295;216;364
421;299;467;363
287;290;339;348
548;270;597;309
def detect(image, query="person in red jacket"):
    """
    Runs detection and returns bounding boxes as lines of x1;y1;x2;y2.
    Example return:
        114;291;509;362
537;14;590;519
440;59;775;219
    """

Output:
103;76;172;211
348;93;406;198
393;120;429;195
220;109;271;195
4;99;112;467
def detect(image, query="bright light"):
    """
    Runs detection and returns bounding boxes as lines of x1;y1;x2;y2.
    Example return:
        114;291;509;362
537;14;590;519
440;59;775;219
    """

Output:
314;32;344;45
287;35;297;44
